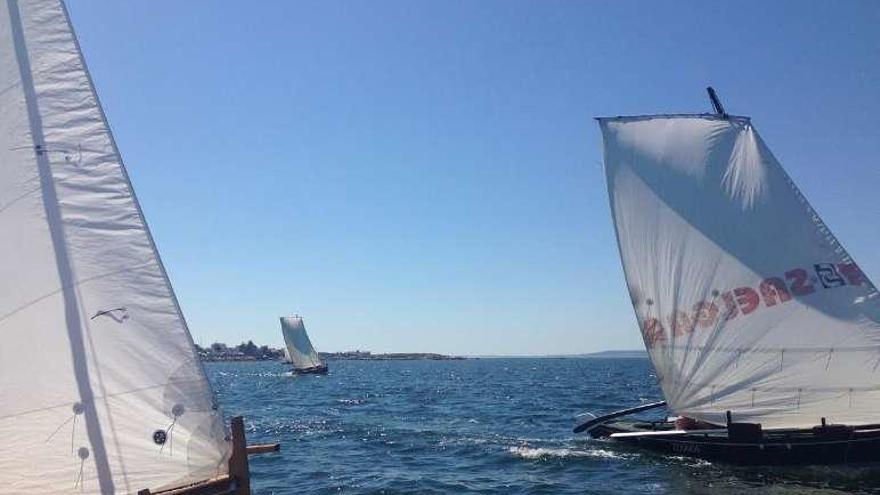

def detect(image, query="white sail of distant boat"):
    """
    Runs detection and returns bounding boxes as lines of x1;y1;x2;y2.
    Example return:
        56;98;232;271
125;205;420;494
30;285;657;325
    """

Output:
280;316;325;371
600;112;880;429
0;0;231;493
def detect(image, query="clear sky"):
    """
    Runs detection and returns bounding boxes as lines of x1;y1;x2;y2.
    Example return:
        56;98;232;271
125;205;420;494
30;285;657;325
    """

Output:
65;0;880;355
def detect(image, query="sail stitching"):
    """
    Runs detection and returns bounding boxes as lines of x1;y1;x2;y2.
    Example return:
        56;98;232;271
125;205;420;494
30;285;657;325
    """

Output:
0;259;157;326
0;378;205;421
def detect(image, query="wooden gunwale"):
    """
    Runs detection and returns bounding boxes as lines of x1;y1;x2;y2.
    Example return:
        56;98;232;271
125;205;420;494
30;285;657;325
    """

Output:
138;416;280;495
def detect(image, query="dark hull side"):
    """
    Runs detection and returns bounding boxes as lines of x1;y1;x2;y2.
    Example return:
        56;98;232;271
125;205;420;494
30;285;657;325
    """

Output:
590;421;880;466
292;364;328;375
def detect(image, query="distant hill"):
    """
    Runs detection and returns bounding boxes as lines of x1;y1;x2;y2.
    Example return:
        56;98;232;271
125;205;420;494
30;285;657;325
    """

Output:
579;350;647;359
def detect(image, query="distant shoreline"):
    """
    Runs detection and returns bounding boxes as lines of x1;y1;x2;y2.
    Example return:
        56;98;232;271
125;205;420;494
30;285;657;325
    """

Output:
199;352;648;362
199;348;466;362
322;352;465;361
196;342;644;362
467;350;648;359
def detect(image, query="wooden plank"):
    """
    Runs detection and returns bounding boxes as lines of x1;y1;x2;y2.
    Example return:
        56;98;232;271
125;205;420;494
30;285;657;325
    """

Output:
228;416;251;495
140;475;235;495
246;443;280;455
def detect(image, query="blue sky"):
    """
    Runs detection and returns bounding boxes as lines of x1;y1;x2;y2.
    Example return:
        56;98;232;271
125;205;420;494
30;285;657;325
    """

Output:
66;0;880;355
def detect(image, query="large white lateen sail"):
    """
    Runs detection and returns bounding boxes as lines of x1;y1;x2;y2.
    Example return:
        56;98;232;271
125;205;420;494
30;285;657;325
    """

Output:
601;114;880;429
280;316;324;371
0;0;230;493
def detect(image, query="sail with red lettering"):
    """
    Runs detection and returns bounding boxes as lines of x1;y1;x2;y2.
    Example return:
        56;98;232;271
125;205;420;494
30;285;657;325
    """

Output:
0;0;230;492
600;114;880;429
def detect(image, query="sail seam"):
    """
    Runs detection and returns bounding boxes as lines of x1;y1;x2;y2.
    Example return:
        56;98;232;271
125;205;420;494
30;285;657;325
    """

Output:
0;259;158;326
0;378;206;421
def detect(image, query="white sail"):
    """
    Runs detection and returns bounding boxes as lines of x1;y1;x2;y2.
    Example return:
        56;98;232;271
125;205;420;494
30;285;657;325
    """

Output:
600;114;880;429
0;1;229;493
280;316;324;370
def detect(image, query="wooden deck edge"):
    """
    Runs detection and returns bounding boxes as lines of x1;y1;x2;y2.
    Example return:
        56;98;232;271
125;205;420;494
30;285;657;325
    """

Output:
140;415;269;495
137;474;235;495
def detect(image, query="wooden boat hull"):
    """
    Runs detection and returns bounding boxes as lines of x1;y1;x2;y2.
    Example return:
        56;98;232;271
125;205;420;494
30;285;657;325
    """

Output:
590;420;880;465
292;364;328;375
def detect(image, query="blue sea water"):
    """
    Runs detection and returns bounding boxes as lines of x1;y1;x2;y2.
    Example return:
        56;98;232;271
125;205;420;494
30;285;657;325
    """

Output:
207;358;880;495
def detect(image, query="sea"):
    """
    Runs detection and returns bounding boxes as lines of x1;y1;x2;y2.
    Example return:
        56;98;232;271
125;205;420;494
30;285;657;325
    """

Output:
207;358;880;495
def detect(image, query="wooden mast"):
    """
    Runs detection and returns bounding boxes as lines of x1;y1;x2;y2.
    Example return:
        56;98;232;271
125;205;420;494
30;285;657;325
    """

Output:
137;416;279;495
228;416;250;495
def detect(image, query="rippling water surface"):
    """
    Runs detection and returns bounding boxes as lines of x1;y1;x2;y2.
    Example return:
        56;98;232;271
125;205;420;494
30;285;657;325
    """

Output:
206;358;880;494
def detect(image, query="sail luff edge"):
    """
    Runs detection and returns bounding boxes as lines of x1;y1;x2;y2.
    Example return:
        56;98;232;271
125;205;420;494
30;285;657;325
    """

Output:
55;0;223;413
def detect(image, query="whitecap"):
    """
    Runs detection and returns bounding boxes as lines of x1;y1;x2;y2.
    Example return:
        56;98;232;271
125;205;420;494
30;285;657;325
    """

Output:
508;446;633;460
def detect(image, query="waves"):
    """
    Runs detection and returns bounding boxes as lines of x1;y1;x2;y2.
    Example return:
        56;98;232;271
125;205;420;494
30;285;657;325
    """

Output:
507;445;633;460
203;358;879;494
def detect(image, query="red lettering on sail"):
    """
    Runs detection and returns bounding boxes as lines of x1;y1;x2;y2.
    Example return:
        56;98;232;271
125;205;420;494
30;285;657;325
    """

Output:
785;268;815;296
642;318;666;346
669;310;694;336
838;263;868;286
759;277;792;307
734;287;760;315
693;301;719;328
644;261;863;339
721;291;738;320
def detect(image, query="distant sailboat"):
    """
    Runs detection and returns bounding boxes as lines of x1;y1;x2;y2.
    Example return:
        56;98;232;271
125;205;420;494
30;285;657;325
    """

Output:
0;0;275;492
280;316;328;374
574;88;880;465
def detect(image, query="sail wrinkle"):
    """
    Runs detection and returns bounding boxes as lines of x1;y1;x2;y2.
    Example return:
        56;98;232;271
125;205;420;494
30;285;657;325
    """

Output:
723;126;766;209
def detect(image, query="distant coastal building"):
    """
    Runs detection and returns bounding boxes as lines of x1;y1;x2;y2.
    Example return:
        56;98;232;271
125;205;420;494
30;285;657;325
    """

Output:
196;341;285;362
320;350;372;360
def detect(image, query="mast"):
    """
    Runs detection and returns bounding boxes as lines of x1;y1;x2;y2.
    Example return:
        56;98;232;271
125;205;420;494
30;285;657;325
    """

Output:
706;86;727;117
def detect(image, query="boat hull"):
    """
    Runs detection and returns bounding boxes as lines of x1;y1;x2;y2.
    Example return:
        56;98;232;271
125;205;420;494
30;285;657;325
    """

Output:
292;364;328;375
590;420;880;466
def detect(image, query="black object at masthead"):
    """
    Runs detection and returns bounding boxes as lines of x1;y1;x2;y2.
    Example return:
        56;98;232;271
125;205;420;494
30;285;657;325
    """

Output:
706;87;728;117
